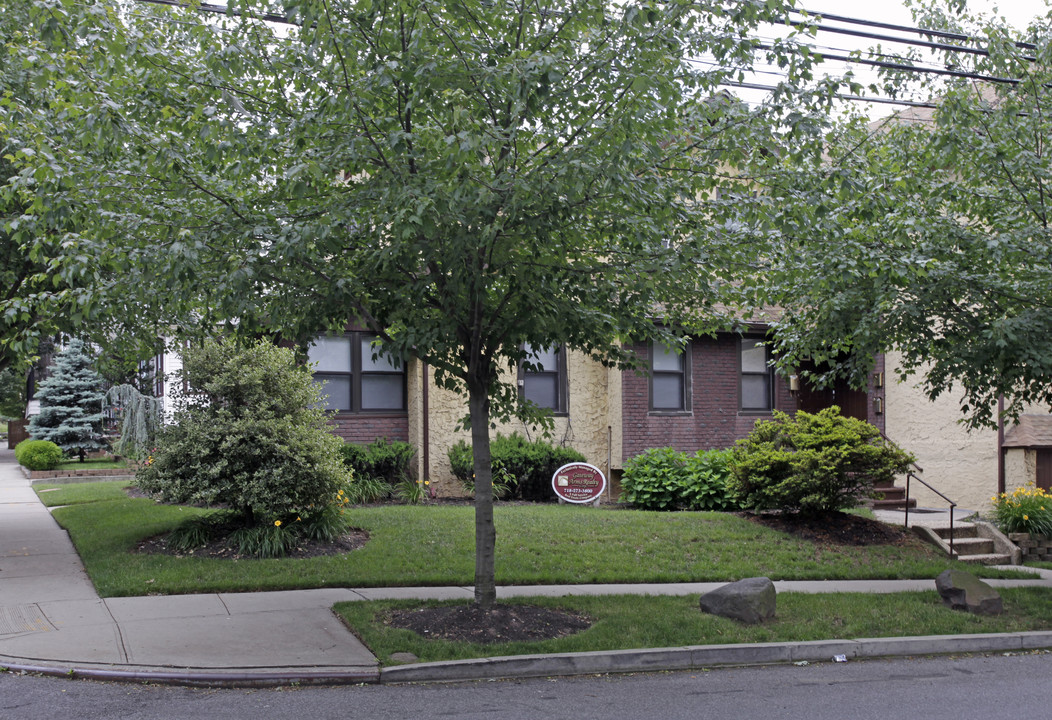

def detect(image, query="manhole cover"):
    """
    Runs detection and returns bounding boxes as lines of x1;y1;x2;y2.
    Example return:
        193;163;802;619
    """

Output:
0;604;55;635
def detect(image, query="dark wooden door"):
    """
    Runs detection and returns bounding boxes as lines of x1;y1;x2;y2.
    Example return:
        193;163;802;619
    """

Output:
795;361;868;422
1037;449;1052;491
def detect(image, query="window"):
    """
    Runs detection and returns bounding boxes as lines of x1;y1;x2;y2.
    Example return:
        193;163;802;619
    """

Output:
520;344;567;414
308;333;405;412
740;338;773;411
650;341;689;411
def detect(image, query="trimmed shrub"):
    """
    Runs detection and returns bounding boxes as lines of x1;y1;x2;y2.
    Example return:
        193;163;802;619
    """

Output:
620;446;688;510
136;339;351;532
620;447;736;511
14;439;63;471
448;433;586;501
727;406;914;516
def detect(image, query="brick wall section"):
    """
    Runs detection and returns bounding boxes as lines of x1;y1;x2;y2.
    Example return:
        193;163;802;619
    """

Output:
327;413;410;444
622;334;795;461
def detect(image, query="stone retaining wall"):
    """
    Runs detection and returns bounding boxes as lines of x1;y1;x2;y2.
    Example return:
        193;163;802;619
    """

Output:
1009;533;1052;562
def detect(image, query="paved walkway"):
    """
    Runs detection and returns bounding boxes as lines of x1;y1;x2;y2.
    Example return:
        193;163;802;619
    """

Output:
2;448;1051;686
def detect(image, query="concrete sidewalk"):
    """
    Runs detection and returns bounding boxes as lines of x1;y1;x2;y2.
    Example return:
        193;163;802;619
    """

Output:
2;448;1051;687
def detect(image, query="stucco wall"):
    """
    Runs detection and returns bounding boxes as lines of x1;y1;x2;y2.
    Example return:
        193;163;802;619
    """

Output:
1003;448;1035;497
422;350;618;498
884;351;999;512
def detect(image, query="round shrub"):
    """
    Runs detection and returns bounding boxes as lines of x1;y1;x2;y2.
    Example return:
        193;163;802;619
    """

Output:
620;447;736;511
136;339;351;527
14;439;64;471
728;406;914;517
620;447;688;510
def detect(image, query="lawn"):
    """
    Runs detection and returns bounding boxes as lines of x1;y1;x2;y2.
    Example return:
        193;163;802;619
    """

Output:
41;482;1029;598
335;588;1052;665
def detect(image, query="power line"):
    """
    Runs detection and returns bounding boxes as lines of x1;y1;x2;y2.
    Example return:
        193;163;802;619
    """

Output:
791;6;1038;52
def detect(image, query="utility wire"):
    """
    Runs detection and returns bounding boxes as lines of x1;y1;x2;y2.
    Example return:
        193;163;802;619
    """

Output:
791;6;1038;52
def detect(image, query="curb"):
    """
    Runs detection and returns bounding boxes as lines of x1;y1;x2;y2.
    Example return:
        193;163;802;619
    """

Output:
6;632;1052;688
379;631;1052;684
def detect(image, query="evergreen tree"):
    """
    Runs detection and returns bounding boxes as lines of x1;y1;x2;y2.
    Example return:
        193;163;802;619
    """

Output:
28;338;106;461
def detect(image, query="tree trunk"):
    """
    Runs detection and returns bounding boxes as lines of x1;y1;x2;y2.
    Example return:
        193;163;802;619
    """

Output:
468;378;497;609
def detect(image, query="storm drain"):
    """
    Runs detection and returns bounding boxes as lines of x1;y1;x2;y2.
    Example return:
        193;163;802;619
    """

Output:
0;604;55;635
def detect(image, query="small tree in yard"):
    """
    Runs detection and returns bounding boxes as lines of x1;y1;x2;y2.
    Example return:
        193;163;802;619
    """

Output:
136;339;352;557
27;338;106;461
728;407;914;517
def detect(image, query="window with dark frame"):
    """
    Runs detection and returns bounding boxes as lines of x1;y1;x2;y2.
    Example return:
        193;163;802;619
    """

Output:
308;333;406;413
650;341;689;412
520;344;567;414
740;337;773;411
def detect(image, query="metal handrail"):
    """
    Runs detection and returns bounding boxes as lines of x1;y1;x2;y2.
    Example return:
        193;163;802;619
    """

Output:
905;470;957;558
879;432;957;558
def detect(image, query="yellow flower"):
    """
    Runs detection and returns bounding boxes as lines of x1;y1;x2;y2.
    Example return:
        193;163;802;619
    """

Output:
274;520;282;527
1023;515;1029;521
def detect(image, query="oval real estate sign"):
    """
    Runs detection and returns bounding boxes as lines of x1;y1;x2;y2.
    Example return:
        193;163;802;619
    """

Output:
551;462;607;504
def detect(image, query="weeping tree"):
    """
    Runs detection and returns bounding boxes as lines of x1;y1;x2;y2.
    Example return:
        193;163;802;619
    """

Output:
105;384;162;460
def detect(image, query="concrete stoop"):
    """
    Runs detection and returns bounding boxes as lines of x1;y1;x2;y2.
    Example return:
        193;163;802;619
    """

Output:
914;521;1022;565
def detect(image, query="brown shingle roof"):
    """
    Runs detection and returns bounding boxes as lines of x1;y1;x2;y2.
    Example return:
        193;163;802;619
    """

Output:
1003;415;1052;448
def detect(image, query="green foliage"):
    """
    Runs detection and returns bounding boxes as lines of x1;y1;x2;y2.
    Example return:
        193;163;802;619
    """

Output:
135;339;351;530
731;4;1052;430
991;485;1052;537
728;407;914;517
105;384;162;460
14;438;63;470
339;439;420;503
10;0;830;604
620;447;736;511
27;338;107;460
0;367;26;418
448;434;586;501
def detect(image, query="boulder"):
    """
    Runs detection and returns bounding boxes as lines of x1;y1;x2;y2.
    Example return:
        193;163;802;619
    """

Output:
935;569;1003;616
699;577;776;624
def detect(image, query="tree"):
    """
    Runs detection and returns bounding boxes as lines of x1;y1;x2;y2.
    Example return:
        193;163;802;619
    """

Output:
15;0;829;607
105;383;162;460
135;339;351;548
737;2;1052;429
27;338;106;460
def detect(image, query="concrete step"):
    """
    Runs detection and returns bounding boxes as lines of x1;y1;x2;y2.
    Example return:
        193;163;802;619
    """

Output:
947;537;995;555
932;524;980;540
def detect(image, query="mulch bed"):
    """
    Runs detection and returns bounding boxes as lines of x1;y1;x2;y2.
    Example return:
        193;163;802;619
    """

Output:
385;603;592;644
135;529;370;560
743;510;912;546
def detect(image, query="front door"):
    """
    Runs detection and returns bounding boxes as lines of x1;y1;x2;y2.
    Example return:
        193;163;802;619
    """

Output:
795;361;869;422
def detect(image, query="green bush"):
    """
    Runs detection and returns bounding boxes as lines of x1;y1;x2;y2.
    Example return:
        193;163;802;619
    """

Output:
620;447;736;511
339;438;419;502
448;433;586;502
727;406;914;517
136;339;351;535
14;439;64;471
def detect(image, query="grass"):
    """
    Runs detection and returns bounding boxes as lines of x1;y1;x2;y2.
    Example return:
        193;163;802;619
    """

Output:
42;484;1030;598
34;481;131;506
335;588;1052;665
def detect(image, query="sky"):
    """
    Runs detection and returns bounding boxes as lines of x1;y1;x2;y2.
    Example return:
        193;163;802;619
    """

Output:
737;0;1052;117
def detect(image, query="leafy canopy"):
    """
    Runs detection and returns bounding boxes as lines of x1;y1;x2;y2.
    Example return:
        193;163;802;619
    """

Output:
738;1;1052;428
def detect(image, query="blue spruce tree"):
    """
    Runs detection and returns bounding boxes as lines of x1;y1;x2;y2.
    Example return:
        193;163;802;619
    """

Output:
28;338;106;461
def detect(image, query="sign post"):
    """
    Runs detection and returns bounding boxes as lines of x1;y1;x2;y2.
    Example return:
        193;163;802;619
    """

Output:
551;462;607;506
